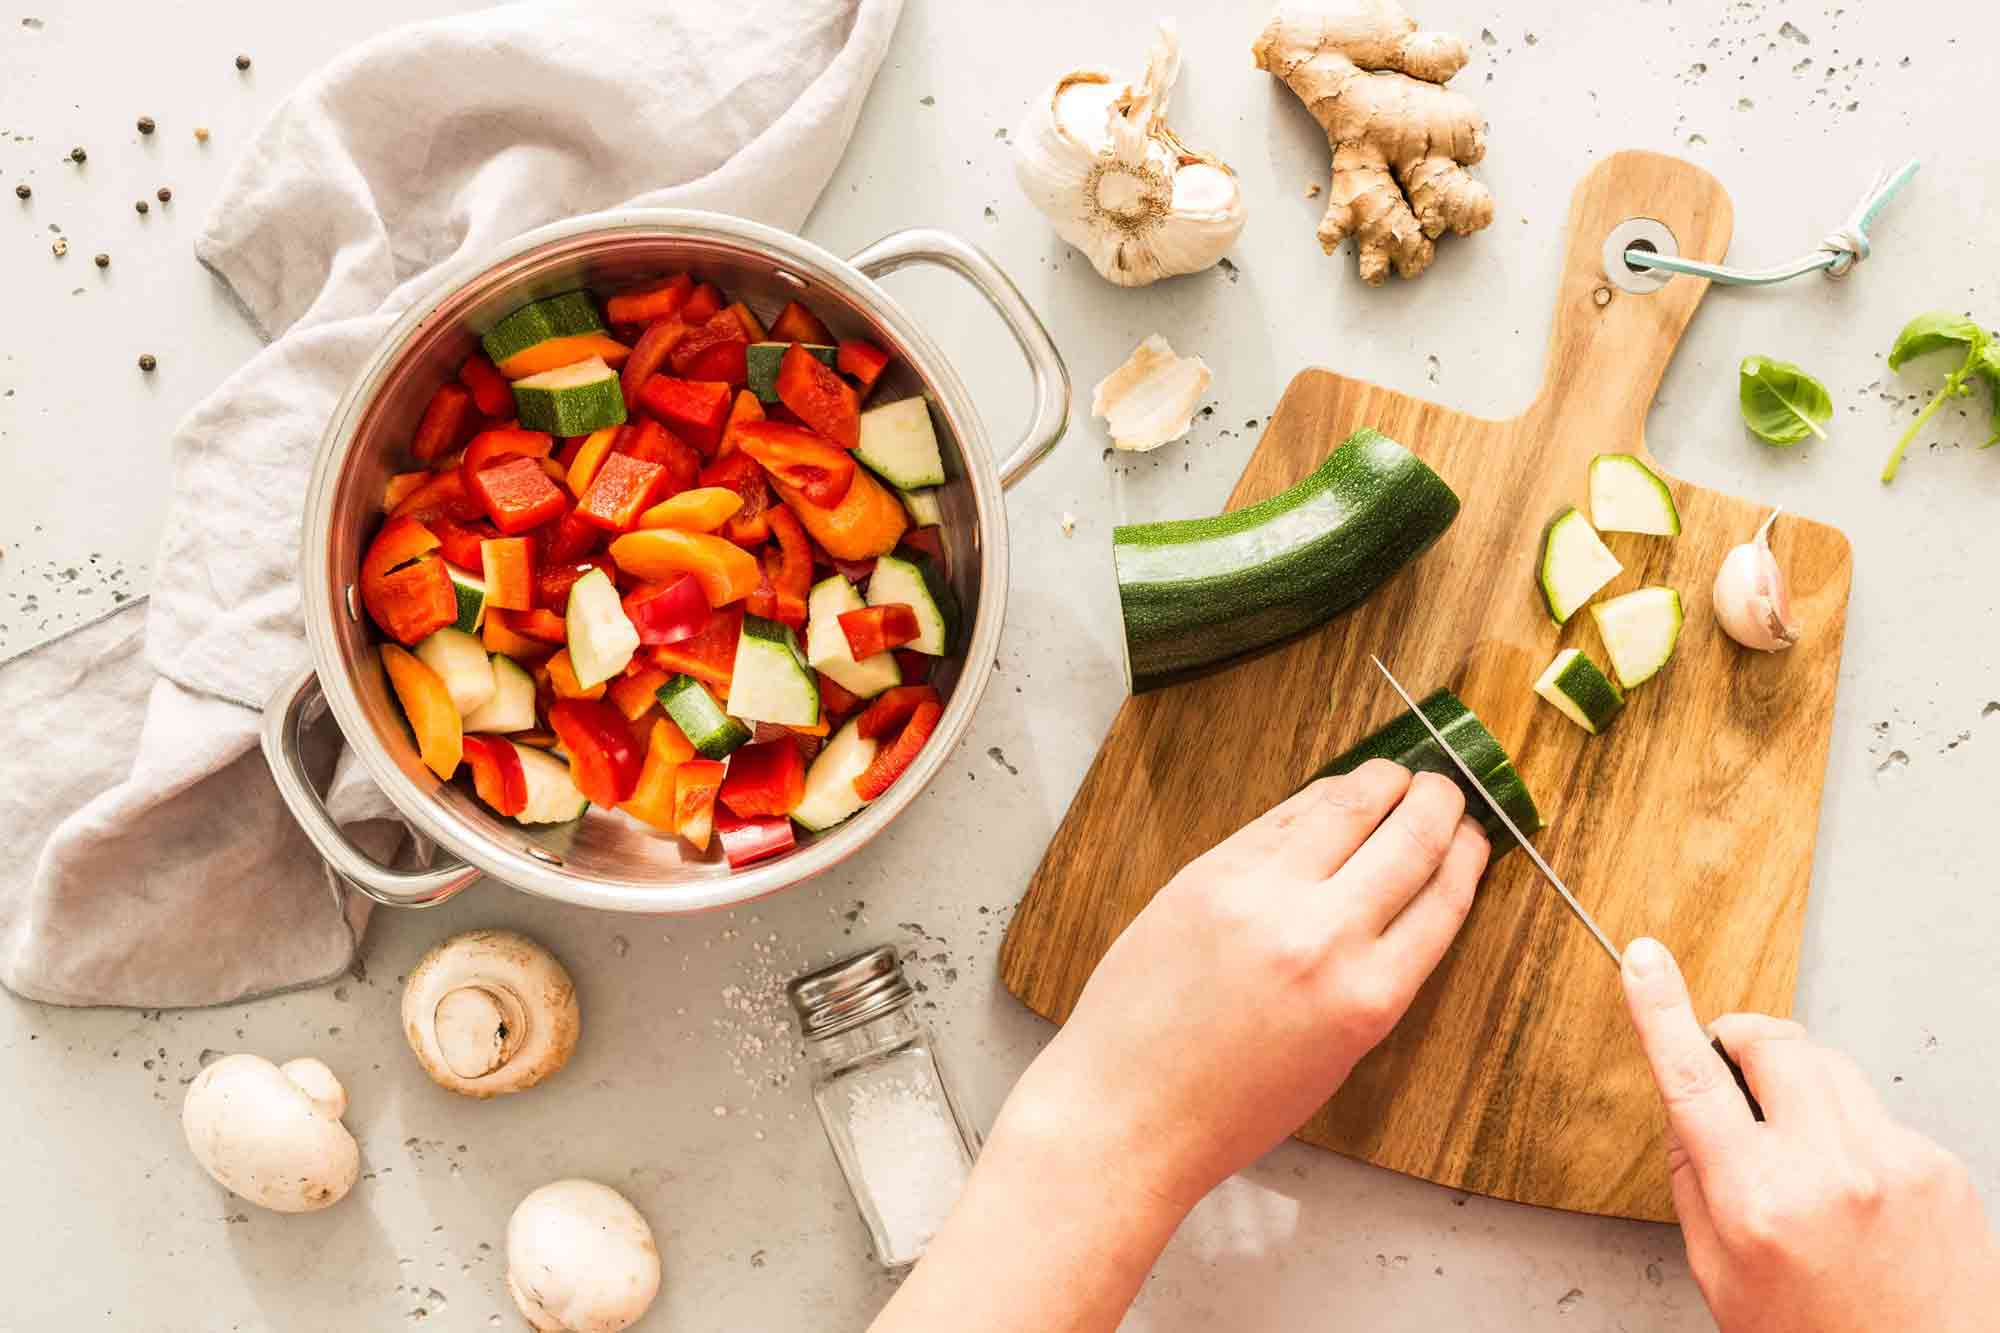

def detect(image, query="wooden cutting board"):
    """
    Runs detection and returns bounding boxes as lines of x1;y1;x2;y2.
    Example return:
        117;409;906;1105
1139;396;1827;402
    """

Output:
999;151;1853;1223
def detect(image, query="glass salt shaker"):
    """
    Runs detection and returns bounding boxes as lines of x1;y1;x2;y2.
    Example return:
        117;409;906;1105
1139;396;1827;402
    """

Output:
788;946;979;1270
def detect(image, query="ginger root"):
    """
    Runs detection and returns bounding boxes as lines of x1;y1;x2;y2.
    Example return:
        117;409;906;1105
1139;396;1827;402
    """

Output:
1253;0;1494;283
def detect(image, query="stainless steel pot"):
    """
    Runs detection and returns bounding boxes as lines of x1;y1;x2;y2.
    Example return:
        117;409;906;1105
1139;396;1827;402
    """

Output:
261;211;1068;914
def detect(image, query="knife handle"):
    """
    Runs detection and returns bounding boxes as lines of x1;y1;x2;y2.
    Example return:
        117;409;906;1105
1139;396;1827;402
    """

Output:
1711;1036;1766;1122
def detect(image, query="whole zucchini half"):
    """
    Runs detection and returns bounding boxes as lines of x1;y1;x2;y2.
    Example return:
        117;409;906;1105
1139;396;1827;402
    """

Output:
1312;687;1542;849
1113;428;1460;693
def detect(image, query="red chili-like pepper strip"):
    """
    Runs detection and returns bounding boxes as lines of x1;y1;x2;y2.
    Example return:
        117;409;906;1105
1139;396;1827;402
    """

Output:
470;454;568;535
837;603;920;659
733;420;856;508
718;739;806;818
713;811;797;868
621;574;711;647
461;735;528;817
852;699;941;801
765;506;812;627
577;452;667;533
412;382;474;463
457;353;515;418
855;684;940;741
836;339;892;397
774;343;860;450
547;698;644;807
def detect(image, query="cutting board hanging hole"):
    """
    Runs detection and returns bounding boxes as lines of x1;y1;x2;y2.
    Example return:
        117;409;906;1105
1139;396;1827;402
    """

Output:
1603;217;1679;294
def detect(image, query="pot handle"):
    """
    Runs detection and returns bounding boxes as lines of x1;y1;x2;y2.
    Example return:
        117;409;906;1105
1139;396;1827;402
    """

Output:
260;666;483;909
848;228;1070;489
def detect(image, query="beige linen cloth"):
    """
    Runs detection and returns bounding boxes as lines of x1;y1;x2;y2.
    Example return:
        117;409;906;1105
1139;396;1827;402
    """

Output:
0;0;902;1007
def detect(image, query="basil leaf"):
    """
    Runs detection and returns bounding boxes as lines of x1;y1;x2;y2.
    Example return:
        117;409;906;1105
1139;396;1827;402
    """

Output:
1739;355;1833;446
1972;341;2000;447
1887;311;1987;371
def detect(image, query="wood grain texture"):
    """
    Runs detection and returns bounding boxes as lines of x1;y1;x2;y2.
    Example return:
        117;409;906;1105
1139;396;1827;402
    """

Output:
998;152;1853;1223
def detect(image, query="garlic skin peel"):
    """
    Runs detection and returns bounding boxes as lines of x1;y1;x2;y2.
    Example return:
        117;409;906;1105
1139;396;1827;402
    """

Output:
1713;508;1802;652
1093;335;1213;451
1015;19;1247;286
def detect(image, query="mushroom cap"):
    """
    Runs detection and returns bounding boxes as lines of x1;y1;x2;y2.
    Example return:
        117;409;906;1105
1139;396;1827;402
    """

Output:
506;1179;661;1332
181;1054;359;1213
402;929;580;1098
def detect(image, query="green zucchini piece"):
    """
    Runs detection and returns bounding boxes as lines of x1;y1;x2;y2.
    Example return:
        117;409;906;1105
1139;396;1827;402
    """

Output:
727;614;820;727
1539;506;1622;625
513;742;589;824
1589;586;1683;689
464;655;537;734
865;553;957;656
806;574;901;698
1113;427;1460;694
856;396;947;489
1588;454;1680;536
897;485;945;528
445;564;488;635
1533;647;1624;734
746;341;836;403
1313;687;1542;848
656;675;751;759
792;717;881;833
564;568;639;689
511;356;627;436
481;291;607;369
414;627;495;718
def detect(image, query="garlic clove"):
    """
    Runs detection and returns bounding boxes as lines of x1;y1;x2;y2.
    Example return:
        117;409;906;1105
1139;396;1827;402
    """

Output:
1712;508;1803;652
1092;335;1213;452
1014;20;1246;287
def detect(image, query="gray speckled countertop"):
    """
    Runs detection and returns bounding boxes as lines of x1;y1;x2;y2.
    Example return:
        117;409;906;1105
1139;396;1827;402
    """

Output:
4;1;1996;1328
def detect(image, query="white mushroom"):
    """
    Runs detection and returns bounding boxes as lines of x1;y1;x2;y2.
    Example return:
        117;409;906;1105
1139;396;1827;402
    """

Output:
402;929;580;1098
181;1054;359;1213
507;1180;662;1332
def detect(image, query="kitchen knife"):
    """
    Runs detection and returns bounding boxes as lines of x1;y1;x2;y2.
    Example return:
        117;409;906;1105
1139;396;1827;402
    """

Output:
1366;655;1763;1120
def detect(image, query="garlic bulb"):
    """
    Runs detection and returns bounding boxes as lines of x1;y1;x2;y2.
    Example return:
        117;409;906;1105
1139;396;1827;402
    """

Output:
1713;508;1801;651
1092;334;1213;451
1015;19;1247;286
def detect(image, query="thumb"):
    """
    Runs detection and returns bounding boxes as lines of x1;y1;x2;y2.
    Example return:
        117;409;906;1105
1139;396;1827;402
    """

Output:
1621;937;1756;1176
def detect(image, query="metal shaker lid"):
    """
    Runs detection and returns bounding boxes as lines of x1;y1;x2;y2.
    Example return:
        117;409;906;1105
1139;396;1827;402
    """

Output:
787;945;913;1040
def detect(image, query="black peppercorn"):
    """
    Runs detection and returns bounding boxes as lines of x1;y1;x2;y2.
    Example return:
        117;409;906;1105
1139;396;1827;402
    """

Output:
135;199;149;214
138;354;157;372
13;183;28;200
94;252;109;268
157;186;172;203
69;146;86;164
137;116;156;135
235;54;251;71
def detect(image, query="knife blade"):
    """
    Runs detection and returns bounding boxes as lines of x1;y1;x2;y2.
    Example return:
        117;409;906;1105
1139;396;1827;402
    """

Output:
1365;655;1762;1120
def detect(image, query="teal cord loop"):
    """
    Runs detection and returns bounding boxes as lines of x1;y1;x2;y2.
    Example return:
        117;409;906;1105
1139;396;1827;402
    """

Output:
1624;159;1920;287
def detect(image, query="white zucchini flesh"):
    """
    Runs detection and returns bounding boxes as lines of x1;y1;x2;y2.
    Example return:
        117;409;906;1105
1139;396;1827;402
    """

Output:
463;654;537;733
1533;647;1625;734
512;743;589;823
1590;586;1684;689
1540;508;1623;624
414;628;495;717
805;575;901;698
792;719;880;832
727;617;819;727
855;396;947;490
1589;454;1681;536
564;568;638;689
865;556;950;656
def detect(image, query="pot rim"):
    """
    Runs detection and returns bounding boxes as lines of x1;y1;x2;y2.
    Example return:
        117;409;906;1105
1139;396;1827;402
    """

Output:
300;208;1013;913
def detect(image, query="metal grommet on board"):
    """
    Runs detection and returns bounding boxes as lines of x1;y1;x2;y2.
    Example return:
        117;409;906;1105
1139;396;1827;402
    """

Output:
1602;218;1679;294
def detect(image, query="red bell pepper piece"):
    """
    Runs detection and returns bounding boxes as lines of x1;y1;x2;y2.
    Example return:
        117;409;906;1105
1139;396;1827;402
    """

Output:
359;517;458;645
815;670;865;721
460;427;553;485
577;452;667;533
719;739;807;818
637;376;734;454
622;574;711;646
836;339;892;397
620;316;689;409
612;419;702;497
897;525;947;571
412;382;474;463
470;454;568;535
392;467;486;524
535;556;614;613
536;506;604;564
669;310;748;371
838;603;920;659
431;515;498;572
461;734;528;817
480;536;535;611
673;759;726;851
500;607;568;644
649;604;741;691
766;506;811;625
605;274;692;328
683;338;749;387
893;649;932;684
774;343;860;450
852;698;941;801
701;449;774;546
717;389;764;458
856;684;940;740
547;698;644;807
383;470;429;513
734;420;856;508
768;300;833;346
457;353;515;418
680;282;727;325
713;811;798;868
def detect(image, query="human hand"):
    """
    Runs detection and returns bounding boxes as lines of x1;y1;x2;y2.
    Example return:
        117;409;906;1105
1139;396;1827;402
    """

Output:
1622;936;2000;1333
1001;760;1489;1213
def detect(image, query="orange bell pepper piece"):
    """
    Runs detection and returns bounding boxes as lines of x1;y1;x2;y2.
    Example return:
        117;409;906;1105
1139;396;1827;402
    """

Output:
605;275;692;328
774;343;860;450
768;465;907;561
546;648;606;701
381;643;463;780
680;282;727;325
607;665;671;721
609;528;761;607
480;536;535;612
495;332;630;380
673;759;726;850
619;717;697;830
457;352;515;417
383;470;429;513
637;486;743;533
358;517;458;645
716;389;765;458
727;301;767;343
768;300;833;346
412;382;474;463
565;426;619;500
483;610;552;662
